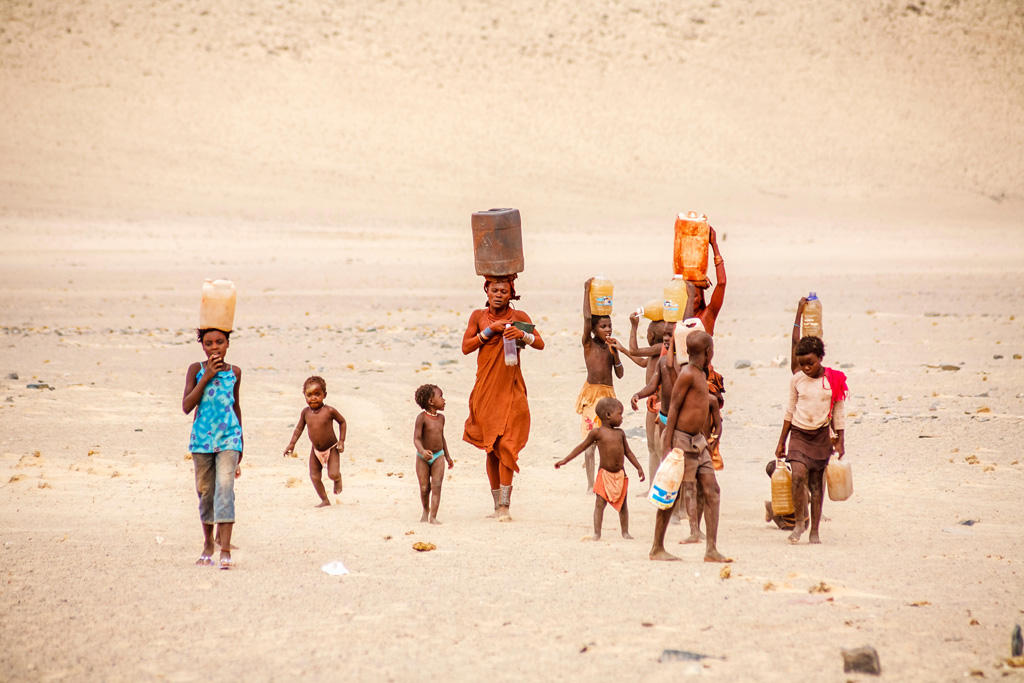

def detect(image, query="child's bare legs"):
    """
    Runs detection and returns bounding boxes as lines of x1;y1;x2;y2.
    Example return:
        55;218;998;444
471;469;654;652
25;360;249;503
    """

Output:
428;457;445;524
650;502;681;561
808;468;826;544
415;454;432;522
788;461;809;543
217;522;233;564
197;523;216;565
327;448;342;496
619;495;632;539
698;471;730;562
593;495;607;540
308;453;330;507
642;411;660;495
680;482;706;543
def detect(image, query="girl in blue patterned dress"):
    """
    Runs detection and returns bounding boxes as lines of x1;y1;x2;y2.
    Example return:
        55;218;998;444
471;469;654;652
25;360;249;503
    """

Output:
182;328;243;569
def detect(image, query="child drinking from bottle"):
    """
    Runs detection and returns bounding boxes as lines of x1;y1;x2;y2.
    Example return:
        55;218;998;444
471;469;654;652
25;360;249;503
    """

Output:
182;328;243;570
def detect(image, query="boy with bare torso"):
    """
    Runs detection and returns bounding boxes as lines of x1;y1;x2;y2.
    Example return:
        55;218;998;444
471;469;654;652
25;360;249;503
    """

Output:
650;331;731;563
556;397;645;541
575;278;624;492
283;376;347;507
618;312;666;494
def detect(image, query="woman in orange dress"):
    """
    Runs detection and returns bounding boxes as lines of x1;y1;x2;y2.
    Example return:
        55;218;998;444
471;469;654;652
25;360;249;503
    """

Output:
462;275;544;521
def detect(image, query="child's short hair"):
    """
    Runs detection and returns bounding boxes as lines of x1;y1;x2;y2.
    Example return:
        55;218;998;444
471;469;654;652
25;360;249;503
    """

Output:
196;328;231;343
794;336;826;359
646;320;666;344
415;384;440;410
590;314;611;330
595;397;622;421
303;376;327;393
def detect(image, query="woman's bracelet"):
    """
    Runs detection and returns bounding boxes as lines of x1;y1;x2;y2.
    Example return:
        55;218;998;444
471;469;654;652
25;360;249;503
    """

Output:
481;327;495;339
714;256;724;266
522;332;535;346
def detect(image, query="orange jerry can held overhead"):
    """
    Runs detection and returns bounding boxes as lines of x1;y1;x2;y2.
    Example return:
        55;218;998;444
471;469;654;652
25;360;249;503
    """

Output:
472;208;525;276
672;211;710;281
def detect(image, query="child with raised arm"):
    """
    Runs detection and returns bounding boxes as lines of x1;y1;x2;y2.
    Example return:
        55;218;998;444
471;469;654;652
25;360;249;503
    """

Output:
182;328;243;570
283;376;347;508
650;330;731;563
556;397;645;541
775;335;848;544
575;278;624;493
413;384;454;524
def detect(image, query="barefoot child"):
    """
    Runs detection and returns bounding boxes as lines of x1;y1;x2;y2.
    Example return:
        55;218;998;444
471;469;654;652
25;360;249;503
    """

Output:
575;278;624;492
182;328;243;570
283;376;347;508
413;384;454;524
556;397;645;540
650;330;731;563
775;335;848;544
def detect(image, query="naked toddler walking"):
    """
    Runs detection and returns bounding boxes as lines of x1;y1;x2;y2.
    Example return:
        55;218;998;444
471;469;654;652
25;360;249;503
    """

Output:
413;384;454;524
283;376;347;507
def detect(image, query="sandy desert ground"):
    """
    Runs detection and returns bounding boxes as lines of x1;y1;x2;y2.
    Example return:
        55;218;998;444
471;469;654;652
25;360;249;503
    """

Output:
2;0;1024;681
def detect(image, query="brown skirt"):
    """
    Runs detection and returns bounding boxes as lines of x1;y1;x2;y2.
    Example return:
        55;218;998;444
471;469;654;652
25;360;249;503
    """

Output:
786;424;831;473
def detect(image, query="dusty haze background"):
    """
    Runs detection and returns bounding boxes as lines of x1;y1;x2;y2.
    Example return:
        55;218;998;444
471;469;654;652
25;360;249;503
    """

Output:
1;0;1023;681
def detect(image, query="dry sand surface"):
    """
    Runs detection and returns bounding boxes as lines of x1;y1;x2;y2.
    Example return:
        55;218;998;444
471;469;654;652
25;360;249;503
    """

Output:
2;0;1024;681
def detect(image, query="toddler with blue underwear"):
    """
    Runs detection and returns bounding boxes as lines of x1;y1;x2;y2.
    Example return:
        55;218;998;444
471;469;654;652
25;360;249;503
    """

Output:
413;384;454;524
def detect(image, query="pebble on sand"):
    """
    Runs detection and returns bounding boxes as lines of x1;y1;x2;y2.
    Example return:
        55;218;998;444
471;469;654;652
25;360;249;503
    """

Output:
842;646;881;675
734;359;751;369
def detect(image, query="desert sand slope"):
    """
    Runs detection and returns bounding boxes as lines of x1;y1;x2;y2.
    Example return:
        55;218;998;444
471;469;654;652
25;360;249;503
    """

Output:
2;0;1024;681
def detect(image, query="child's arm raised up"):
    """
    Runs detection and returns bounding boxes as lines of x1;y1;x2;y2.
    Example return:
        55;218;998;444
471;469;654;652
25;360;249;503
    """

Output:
703;225;727;331
621;431;645;481
555;431;598;468
619;313;651;368
332;407;347;452
581;278;595;348
790;297;808;374
284;409;308;456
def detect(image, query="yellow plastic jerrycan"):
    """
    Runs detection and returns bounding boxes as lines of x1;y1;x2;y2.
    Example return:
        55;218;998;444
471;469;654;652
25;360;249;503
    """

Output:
636;299;664;321
663;275;688;322
826;457;853;501
771;460;795;516
590;275;614;316
199;279;236;332
801;292;822;339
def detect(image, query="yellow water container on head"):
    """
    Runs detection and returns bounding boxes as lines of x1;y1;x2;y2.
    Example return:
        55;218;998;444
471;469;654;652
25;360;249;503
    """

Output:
826;457;853;501
663;275;688;322
590;275;614;316
801;292;822;339
771;460;795;516
673;211;710;281
200;279;236;332
636;299;664;321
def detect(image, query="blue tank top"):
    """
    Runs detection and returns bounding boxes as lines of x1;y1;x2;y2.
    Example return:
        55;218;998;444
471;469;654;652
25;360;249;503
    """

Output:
189;366;243;454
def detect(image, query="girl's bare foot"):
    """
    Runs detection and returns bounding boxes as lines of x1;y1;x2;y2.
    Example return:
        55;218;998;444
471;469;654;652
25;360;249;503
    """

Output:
315;499;331;508
650;548;681;561
788;521;805;544
428;517;442;525
592;533;602;541
704;549;733;563
764;501;774;523
808;532;821;544
333;480;342;495
419;510;429;522
680;530;704;544
621;531;634;540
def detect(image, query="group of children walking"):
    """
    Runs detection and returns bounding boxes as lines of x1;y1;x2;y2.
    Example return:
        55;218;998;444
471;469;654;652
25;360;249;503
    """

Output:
182;253;849;569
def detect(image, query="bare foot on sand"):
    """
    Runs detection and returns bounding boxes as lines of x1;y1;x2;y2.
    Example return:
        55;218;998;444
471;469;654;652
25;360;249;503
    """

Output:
621;531;634;540
679;531;704;544
788;521;805;544
497;507;512;522
704;550;733;563
333;480;342;495
429;517;442;525
808;532;821;544
420;510;429;523
650;548;680;561
764;501;773;523
315;499;331;508
593;533;601;541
